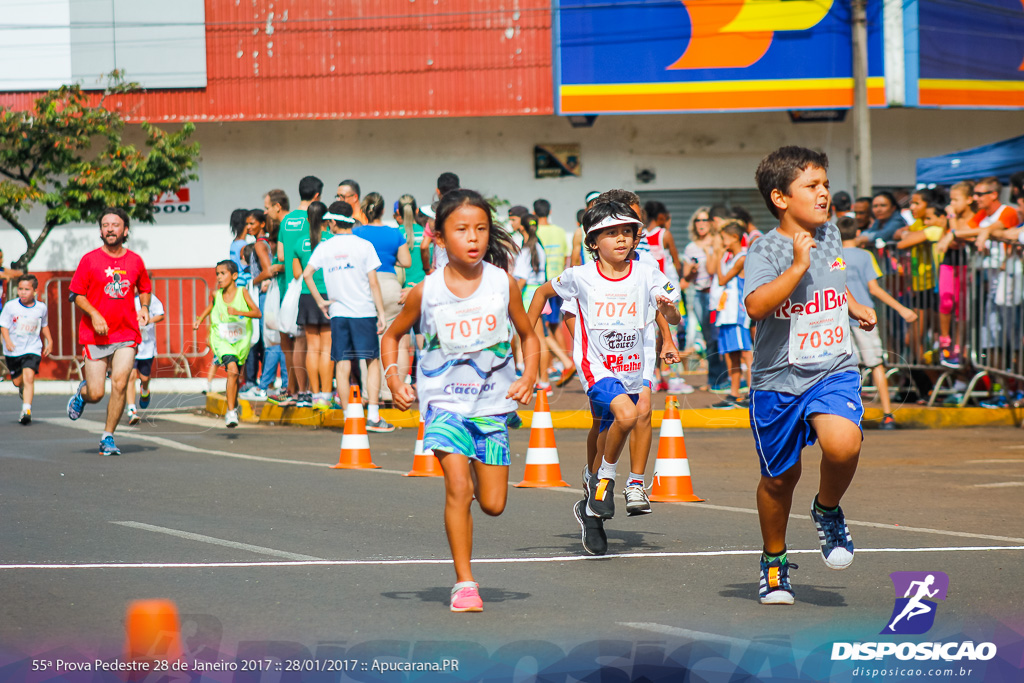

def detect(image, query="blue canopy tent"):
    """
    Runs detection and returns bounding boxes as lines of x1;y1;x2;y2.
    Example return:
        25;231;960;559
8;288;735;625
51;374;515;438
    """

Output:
916;134;1024;185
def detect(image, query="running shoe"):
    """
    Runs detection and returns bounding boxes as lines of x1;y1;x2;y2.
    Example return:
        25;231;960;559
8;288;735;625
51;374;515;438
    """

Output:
711;395;740;409
737;397;751;409
312;397;331;411
128;406;141;426
67;379;87;420
980;395;1008;409
450;581;483;612
139;390;151;409
939;345;961;370
586;472;615;519
654;380;669;393
623;484;652;516
296;393;313;408
19;406;31;425
548;368;563;384
554;366;576;387
810;499;854;570
98;435;121;456
225;409;239;428
536;382;553;396
366;417;396;433
709;382;733;394
328;396;347;410
573;499;608;556
668;378;695;395
268;392;296;407
879;414;896;430
759;553;798;605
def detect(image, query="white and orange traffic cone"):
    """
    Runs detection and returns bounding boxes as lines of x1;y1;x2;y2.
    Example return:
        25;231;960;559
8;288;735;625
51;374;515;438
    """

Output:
515;390;569;488
649;395;703;502
332;385;380;470
405;416;443;477
125;599;183;663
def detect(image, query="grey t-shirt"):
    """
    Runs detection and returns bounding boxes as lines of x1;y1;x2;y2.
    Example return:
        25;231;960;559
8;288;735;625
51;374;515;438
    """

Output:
842;246;881;311
743;223;858;394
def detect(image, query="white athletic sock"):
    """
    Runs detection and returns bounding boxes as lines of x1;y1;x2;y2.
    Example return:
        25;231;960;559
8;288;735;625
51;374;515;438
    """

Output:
627;472;645;487
597;458;617;481
128;403;136;411
101;431;113;441
23;403;31;411
368;404;380;422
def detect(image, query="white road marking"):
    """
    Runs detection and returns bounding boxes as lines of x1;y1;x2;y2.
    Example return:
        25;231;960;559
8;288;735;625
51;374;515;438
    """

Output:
2;545;1022;570
969;458;1024;463
112;521;323;561
618;623;789;653
39;417;1024;544
975;481;1024;488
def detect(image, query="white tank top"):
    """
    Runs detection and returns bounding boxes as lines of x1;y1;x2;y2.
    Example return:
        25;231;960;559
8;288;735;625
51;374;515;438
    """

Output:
417;262;517;417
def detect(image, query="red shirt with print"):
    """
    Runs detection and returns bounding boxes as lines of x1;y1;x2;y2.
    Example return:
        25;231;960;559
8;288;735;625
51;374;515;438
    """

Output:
70;248;152;346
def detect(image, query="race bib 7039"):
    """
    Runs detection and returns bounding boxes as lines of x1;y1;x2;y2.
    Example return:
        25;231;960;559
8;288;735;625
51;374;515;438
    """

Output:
788;304;851;366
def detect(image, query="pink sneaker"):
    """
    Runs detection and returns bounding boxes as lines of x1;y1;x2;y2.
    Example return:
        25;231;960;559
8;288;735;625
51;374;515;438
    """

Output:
450;581;483;612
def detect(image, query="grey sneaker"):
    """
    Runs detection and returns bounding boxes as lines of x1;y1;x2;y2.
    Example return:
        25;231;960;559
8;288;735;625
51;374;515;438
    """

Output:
623;484;652;516
366;417;396;433
586;473;615;519
225;409;239;428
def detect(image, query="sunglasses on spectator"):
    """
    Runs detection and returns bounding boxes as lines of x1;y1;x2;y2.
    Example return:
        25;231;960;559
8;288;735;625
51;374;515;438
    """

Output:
972;189;995;196
695;218;711;223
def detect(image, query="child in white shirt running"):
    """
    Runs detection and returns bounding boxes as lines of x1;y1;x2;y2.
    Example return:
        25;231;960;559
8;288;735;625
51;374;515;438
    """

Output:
1;274;52;424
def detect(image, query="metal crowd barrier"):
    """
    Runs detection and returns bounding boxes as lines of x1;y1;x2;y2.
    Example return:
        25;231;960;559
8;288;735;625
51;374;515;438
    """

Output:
865;236;1022;408
43;275;211;380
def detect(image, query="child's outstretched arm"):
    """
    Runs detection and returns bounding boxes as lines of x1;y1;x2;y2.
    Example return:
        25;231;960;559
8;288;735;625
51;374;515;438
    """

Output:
1;326;13;353
654;311;681;364
381;282;423;411
507;274;540;404
845;287;877;331
193;297;215;330
719;254;746;286
525;280;556;329
867;279;918;323
40;326;52;357
228;288;262;318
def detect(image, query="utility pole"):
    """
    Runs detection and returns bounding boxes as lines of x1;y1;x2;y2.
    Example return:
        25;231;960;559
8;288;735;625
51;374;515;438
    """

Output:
851;0;872;197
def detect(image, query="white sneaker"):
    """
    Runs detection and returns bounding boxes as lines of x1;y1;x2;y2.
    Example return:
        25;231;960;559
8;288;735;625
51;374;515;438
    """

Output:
668;378;695;395
225;409;239;428
128;406;141;425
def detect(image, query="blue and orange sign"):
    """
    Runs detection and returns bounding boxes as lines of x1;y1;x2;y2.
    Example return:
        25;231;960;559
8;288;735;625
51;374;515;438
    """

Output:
555;0;886;114
916;0;1024;108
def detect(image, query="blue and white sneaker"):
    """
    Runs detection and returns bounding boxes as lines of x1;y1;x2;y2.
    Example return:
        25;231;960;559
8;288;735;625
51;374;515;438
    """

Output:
759;553;797;605
139;390;151;409
99;435;121;456
67;379;87;420
810;500;854;570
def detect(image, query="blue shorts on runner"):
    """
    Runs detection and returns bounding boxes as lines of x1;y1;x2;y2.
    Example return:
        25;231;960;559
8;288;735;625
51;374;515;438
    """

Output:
422;405;513;466
749;370;863;478
587;377;640;434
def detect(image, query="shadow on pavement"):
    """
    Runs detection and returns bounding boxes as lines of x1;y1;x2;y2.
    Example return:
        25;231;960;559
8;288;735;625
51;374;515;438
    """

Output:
380;586;532;607
718;582;848;607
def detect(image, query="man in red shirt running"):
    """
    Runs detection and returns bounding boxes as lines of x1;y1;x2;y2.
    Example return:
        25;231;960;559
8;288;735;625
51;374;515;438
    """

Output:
67;207;152;456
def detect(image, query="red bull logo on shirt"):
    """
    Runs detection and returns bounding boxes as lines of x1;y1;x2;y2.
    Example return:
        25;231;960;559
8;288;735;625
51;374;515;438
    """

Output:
830;257;846;272
775;288;847;319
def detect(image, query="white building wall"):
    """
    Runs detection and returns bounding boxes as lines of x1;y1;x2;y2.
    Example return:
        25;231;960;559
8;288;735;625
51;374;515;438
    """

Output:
16;109;1024;273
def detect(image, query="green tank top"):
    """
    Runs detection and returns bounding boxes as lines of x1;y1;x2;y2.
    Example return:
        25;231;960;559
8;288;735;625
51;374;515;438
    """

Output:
404;223;427;287
210;286;253;361
294;230;331;294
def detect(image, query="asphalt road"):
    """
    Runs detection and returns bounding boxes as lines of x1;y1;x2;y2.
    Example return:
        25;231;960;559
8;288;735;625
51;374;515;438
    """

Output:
2;394;1023;681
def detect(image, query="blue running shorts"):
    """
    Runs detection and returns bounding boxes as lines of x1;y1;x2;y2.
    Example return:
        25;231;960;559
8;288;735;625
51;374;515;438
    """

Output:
422;405;513;466
750;371;863;478
587;377;640;434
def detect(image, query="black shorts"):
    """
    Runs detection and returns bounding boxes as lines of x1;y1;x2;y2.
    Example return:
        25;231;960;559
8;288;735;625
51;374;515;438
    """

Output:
5;353;40;379
297;293;330;327
330;317;379;361
216;354;242;369
134;357;154;376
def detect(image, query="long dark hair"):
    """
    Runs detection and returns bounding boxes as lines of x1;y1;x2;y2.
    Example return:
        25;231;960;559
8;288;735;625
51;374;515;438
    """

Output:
434;189;516;270
361;192;384;224
522;213;542;274
307;201;328;250
229;208;248;239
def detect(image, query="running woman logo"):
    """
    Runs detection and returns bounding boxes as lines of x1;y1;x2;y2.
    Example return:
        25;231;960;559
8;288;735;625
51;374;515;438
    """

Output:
881;571;949;635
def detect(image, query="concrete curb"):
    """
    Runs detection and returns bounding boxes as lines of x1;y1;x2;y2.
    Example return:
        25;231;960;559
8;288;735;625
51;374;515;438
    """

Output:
1;378;222;395
203;394;1021;430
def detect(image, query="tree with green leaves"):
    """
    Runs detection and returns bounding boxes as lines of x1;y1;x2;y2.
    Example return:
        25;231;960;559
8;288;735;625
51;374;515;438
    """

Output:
0;77;200;271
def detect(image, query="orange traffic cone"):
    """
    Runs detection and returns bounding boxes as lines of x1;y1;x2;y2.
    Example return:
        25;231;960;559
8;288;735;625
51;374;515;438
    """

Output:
649;395;703;502
515;391;569;487
125;599;183;663
332;385;380;469
405;416;443;477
